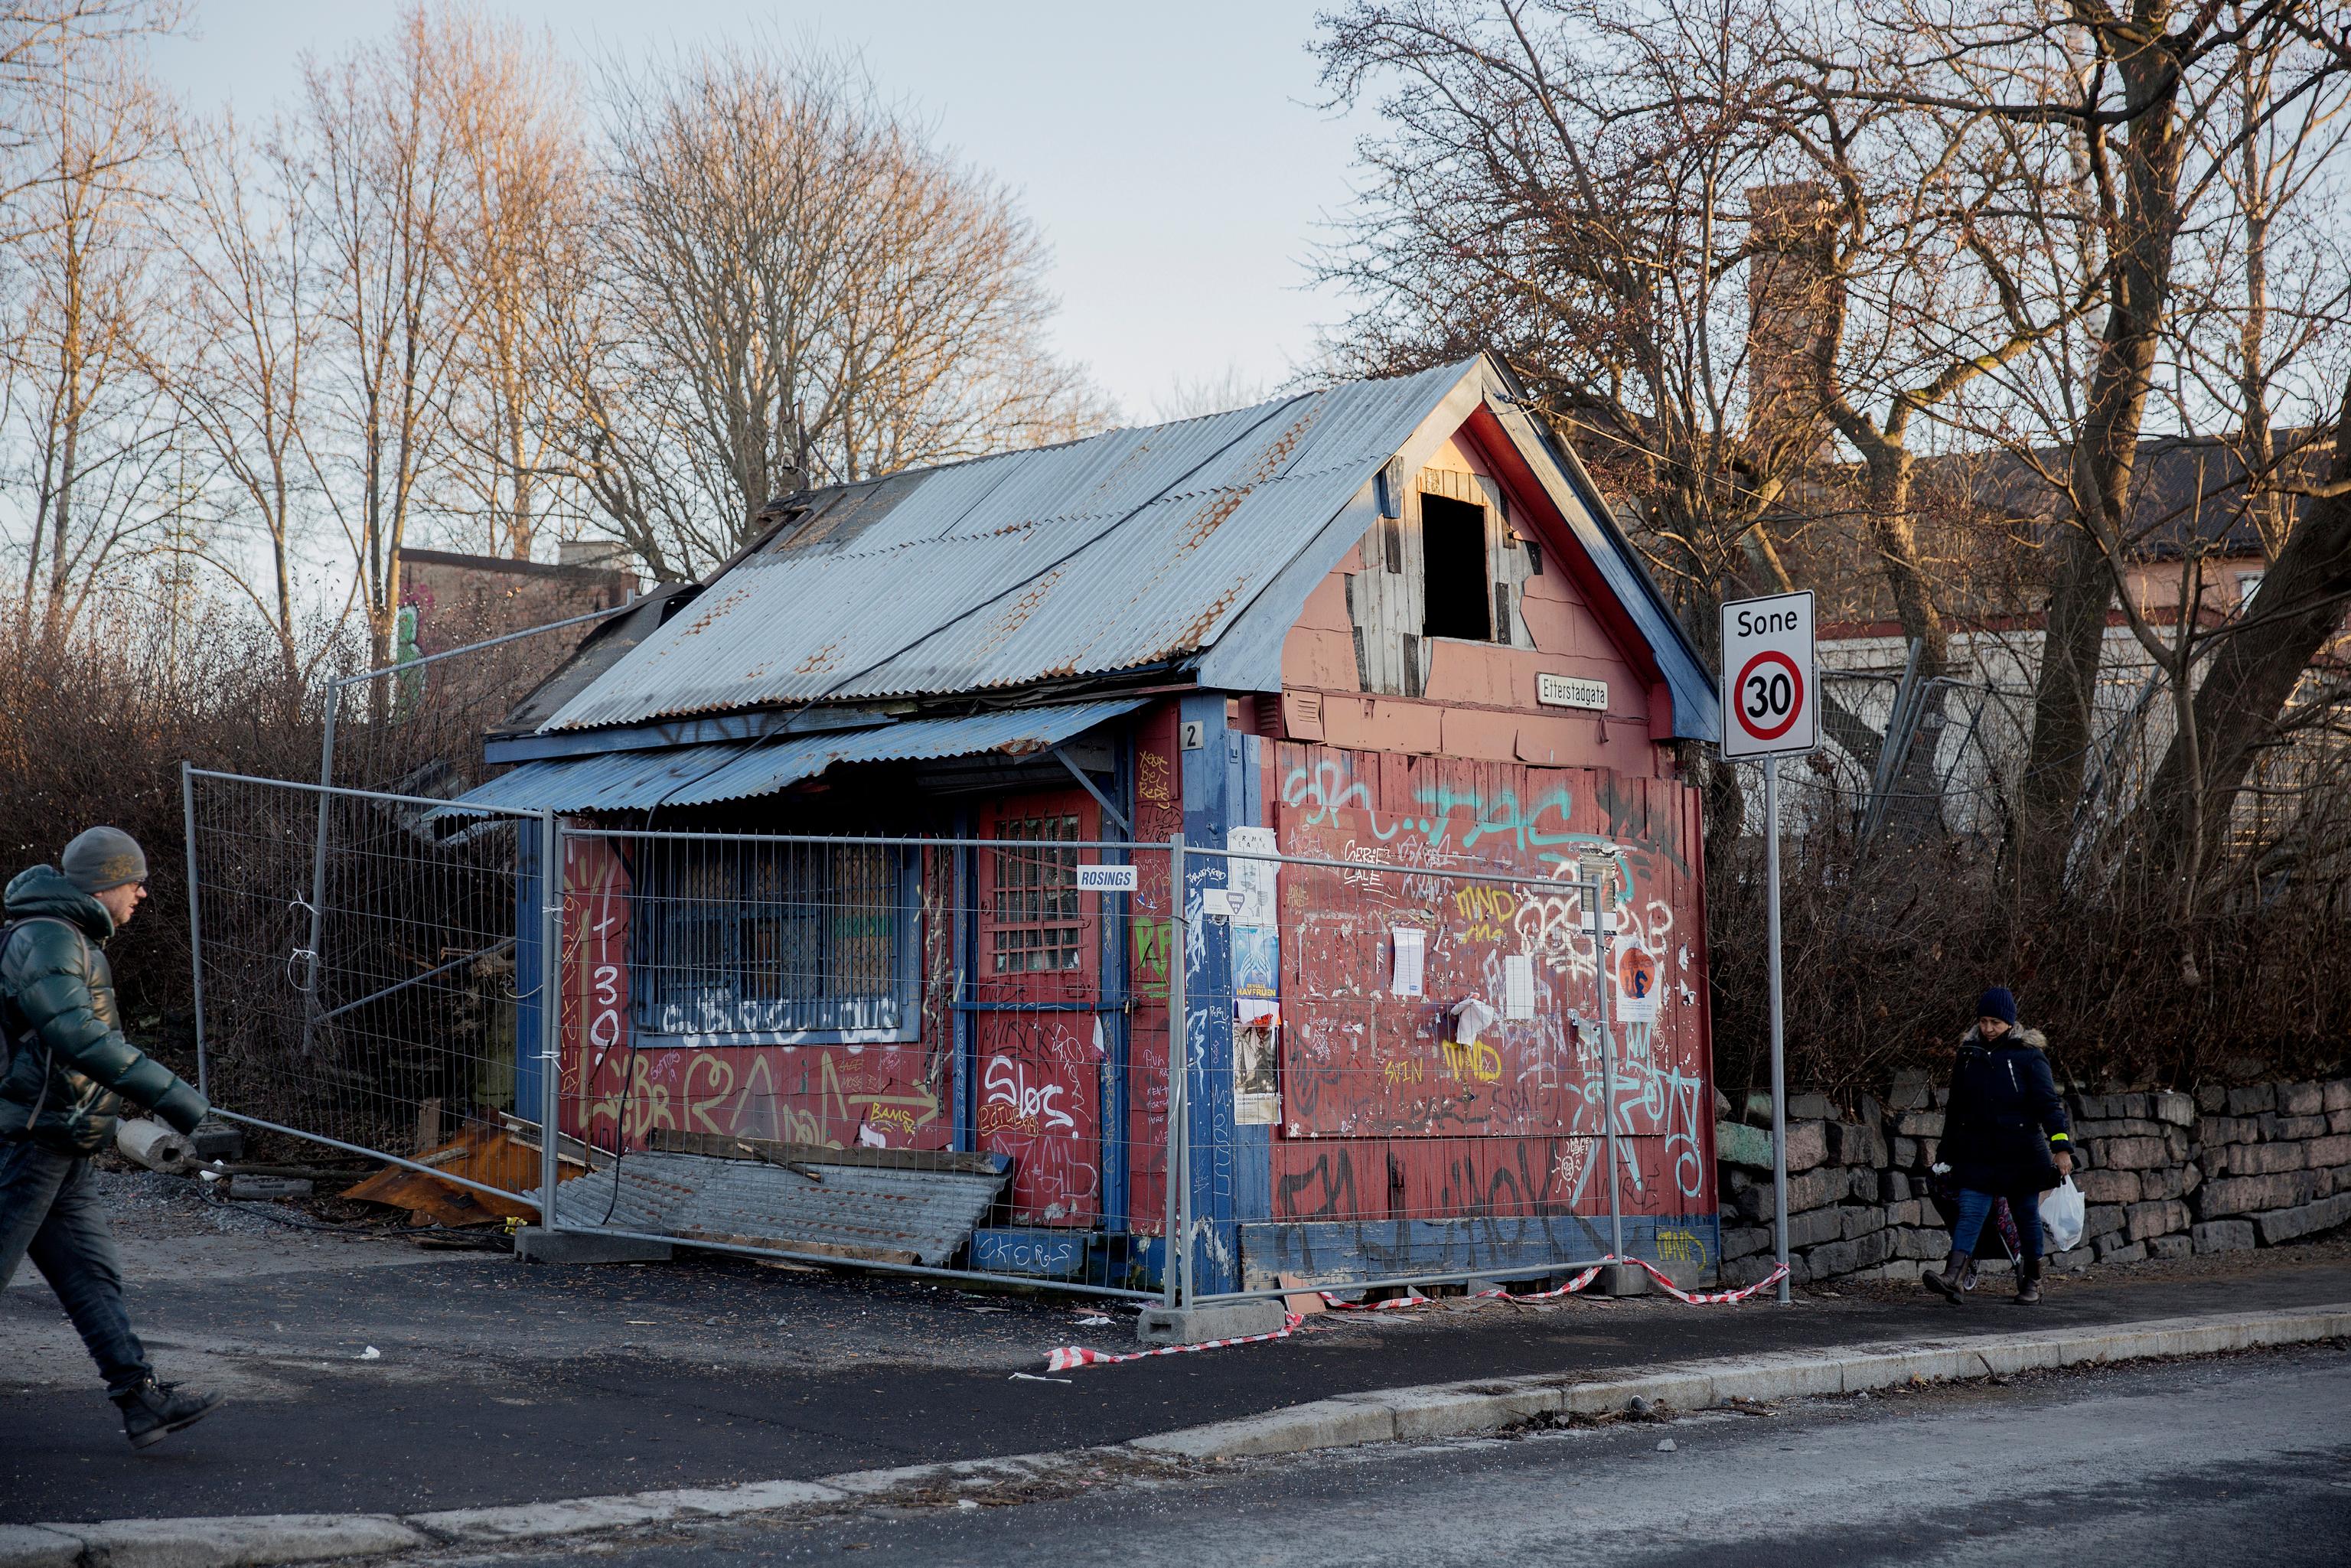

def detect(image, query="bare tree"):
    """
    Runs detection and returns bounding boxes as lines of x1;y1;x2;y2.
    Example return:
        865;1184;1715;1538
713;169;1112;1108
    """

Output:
295;5;471;671
566;47;1104;580
1;23;176;639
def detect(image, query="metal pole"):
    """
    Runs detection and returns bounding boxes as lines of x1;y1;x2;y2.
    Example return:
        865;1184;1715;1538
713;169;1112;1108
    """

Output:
1166;833;1189;1309
181;761;210;1103
539;810;563;1233
1593;875;1622;1261
1767;756;1790;1304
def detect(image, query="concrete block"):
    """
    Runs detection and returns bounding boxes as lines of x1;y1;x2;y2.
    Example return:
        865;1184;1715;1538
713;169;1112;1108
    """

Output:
2076;1168;2141;1205
1850;1229;1894;1271
41;1514;429;1566
2083;1205;2127;1242
1893;1227;1948;1261
2124;1199;2190;1243
1880;1259;1924;1282
2192;1219;2255;1253
2051;1247;2094;1273
2206;1141;2307;1178
1887;1070;1932;1112
2199;1113;2263;1146
1893;1110;1945;1138
2095;1136;2170;1171
0;1525;80;1568
2154;1091;2196;1127
2196;1084;2226;1113
2276;1115;2329;1140
1840;1205;1886;1240
1783;1120;1829;1174
1879;1169;1912;1202
1827;1122;1888;1167
2281;1081;2325;1117
2228;1084;2277;1115
1788;1208;1843;1249
1716;1120;1774;1171
2093;1237;2147;1264
2324;1080;2351;1114
2196;1169;2323;1218
2136;1166;2193;1202
2251;1191;2351;1247
2334;1110;2351;1136
2304;1133;2351;1168
1720;1225;1774;1263
2073;1117;2165;1139
2147;1235;2192;1260
516;1227;673;1265
1131;1397;1399;1459
1787;1092;1834;1121
1805;1239;1858;1279
1136;1300;1290;1346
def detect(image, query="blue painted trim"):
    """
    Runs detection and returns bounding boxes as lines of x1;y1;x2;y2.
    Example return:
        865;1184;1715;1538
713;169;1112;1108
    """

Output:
512;829;546;1127
1102;730;1135;1235
1178;693;1240;1295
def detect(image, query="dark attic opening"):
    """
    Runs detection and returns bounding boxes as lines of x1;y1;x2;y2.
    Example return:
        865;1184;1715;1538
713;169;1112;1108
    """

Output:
1420;491;1492;642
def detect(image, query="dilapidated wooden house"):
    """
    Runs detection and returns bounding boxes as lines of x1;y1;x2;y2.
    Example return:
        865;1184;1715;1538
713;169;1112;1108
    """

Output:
472;353;1724;1292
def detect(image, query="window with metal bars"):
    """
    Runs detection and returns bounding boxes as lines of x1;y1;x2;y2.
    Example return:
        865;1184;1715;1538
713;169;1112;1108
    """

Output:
632;839;917;1042
990;814;1084;973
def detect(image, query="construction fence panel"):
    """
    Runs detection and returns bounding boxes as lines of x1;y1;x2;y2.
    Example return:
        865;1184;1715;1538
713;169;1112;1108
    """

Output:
184;767;549;1211
543;825;1182;1299
1176;838;1710;1305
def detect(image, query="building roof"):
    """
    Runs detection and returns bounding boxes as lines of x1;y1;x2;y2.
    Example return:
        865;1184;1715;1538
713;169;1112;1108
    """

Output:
528;354;1719;744
1936;429;2321;559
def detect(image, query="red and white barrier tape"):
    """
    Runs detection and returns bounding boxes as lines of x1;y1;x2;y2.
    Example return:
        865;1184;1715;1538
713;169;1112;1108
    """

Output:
1041;1258;1789;1371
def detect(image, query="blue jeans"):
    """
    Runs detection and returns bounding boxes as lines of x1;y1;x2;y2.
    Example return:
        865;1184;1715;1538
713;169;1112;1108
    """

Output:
0;1138;152;1394
1951;1185;2043;1263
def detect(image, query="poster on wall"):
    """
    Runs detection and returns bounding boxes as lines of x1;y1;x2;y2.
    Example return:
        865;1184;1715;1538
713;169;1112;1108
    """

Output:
1614;939;1661;1022
1225;826;1279;925
1234;1022;1280;1125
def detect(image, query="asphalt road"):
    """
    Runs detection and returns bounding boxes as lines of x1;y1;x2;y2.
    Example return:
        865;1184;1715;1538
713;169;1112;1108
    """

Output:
5;1237;2349;1524
461;1343;2351;1568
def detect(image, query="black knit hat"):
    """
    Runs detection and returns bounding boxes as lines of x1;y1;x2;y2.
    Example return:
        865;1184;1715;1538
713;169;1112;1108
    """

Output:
1975;986;2018;1026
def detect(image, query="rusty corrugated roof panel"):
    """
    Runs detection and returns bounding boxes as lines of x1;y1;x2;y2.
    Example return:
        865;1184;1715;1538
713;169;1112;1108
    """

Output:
448;699;1142;813
551;1147;1010;1266
538;360;1476;732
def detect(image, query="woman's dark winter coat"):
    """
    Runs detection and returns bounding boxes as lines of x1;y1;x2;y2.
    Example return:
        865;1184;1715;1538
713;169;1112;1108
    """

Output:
1940;1026;2071;1196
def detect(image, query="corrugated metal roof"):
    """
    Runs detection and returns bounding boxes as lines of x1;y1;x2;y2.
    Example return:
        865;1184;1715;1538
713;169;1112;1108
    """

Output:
553;1148;1010;1266
538;360;1477;732
452;699;1142;813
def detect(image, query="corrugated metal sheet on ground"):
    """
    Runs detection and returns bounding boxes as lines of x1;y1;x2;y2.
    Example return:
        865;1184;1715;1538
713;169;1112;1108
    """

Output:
552;1149;1009;1266
539;360;1477;730
448;698;1143;813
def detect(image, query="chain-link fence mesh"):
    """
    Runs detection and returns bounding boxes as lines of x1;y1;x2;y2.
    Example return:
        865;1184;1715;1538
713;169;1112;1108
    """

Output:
185;768;546;1209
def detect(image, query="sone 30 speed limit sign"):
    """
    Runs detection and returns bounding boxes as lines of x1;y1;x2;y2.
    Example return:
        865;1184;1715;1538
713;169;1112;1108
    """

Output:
1718;590;1818;758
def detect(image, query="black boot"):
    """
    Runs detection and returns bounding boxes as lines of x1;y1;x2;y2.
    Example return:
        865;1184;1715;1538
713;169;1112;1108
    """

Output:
2014;1255;2043;1306
1922;1250;1972;1304
113;1378;226;1449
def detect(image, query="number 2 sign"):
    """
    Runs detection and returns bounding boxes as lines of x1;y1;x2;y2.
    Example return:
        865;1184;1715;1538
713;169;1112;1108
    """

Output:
1719;590;1817;758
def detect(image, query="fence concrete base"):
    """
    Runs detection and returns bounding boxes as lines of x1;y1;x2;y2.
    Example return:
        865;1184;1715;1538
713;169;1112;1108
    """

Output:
1136;1301;1290;1346
517;1227;673;1265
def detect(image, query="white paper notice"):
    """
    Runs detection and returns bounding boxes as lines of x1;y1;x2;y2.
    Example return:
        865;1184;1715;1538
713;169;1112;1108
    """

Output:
1225;826;1280;926
1390;927;1425;997
1503;954;1536;1020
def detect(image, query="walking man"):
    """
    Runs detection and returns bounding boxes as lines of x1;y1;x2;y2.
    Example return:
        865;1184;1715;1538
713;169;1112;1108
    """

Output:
2;827;224;1446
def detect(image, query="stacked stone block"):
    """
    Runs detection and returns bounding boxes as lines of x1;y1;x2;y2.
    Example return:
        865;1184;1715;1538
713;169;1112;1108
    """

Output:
1717;1074;2351;1288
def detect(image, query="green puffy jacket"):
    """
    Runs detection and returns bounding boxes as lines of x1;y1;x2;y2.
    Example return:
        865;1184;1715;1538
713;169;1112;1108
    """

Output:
1;865;207;1154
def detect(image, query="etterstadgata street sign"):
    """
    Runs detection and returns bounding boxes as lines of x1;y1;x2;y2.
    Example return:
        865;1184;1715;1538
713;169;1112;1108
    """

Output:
1718;590;1818;1305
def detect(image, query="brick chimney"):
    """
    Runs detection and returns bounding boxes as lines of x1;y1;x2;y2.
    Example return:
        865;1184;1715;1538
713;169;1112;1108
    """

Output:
1745;181;1843;465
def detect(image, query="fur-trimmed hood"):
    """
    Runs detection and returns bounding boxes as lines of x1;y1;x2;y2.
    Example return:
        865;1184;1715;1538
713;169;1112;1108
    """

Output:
1960;1024;2046;1051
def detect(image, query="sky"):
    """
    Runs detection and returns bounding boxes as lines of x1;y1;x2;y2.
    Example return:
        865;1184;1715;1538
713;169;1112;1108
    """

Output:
150;0;1382;420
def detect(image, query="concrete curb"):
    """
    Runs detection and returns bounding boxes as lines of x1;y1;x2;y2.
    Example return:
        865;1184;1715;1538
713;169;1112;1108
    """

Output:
7;1302;2345;1568
1127;1302;2351;1460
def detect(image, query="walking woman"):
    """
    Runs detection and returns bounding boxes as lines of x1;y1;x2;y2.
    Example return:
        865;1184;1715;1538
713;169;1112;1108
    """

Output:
1923;987;2072;1306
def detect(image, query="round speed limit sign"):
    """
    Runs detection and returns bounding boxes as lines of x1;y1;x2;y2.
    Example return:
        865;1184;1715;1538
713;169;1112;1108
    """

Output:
1718;591;1817;758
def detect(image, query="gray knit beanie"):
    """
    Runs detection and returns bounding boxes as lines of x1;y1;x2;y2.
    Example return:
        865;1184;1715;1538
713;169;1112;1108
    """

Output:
62;826;148;893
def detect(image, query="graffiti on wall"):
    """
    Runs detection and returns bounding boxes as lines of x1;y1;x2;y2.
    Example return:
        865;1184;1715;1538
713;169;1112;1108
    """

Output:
1266;745;1713;1223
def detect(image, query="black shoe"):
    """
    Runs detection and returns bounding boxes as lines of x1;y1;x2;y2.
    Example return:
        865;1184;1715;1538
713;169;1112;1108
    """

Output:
113;1378;226;1449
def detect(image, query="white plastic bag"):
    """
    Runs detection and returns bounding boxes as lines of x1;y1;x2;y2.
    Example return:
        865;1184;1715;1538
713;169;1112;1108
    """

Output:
2040;1177;2085;1253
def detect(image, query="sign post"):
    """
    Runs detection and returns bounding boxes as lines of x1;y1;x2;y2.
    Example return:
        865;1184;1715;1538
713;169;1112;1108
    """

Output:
1720;590;1817;1305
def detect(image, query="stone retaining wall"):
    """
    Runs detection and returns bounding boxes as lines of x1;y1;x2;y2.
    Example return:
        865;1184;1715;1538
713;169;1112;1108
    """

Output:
1716;1076;2351;1287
